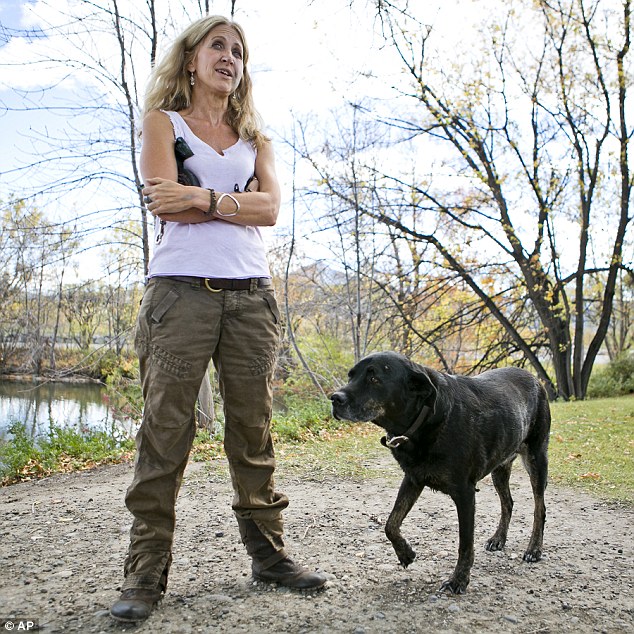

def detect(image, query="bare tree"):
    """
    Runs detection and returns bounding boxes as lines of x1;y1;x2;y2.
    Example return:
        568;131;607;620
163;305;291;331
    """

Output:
286;105;397;365
286;101;536;380
591;268;634;360
0;199;79;374
354;0;633;399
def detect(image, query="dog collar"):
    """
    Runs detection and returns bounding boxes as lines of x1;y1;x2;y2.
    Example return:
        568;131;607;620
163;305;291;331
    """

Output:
384;405;432;449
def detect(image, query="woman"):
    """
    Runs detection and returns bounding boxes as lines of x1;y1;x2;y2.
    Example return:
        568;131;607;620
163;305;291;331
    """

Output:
110;15;326;624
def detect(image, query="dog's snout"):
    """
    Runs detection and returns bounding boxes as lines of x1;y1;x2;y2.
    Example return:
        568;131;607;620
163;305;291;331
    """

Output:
330;391;346;404
329;390;349;422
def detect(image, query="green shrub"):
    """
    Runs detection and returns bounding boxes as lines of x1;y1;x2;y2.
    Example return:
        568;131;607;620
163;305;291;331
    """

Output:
91;350;138;383
101;358;143;423
588;353;634;398
40;425;133;465
608;353;634;387
278;336;355;396
0;422;47;483
272;394;345;442
0;421;135;485
191;428;224;461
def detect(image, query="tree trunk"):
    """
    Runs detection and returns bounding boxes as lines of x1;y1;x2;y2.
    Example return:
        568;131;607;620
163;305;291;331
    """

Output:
197;365;216;433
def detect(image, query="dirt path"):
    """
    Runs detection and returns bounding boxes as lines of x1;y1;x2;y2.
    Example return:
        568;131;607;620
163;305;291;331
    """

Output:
1;450;632;633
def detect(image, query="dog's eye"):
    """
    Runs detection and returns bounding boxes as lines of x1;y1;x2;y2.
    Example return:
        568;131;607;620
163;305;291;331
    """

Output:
368;376;380;385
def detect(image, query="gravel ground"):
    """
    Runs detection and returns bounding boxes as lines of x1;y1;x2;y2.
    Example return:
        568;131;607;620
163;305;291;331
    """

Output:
1;449;633;633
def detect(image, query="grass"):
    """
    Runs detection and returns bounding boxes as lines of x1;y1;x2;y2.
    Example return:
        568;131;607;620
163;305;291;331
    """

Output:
0;421;136;485
548;395;634;503
190;397;383;481
274;423;385;481
1;395;632;505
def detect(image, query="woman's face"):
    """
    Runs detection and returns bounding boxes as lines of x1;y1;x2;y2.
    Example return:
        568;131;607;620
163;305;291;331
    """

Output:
189;24;245;96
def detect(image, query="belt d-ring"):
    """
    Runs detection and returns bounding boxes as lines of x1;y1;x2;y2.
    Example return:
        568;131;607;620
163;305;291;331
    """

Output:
204;279;223;293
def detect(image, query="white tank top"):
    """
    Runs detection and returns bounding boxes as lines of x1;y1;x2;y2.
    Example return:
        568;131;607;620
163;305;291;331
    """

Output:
147;110;271;280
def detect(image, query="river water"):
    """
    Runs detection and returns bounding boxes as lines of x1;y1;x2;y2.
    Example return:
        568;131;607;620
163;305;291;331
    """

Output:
0;380;136;440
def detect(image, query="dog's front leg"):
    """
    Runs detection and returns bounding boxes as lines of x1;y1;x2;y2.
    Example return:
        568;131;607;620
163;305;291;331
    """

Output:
441;487;476;594
385;475;424;568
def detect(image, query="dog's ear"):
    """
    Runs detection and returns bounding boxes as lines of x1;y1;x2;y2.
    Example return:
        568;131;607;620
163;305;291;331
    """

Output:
407;364;438;412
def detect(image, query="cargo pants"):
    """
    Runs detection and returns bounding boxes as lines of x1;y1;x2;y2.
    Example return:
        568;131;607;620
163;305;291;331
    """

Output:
121;276;289;591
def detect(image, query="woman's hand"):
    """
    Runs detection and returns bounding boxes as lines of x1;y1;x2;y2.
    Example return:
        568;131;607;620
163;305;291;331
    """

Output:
142;177;202;216
245;175;259;192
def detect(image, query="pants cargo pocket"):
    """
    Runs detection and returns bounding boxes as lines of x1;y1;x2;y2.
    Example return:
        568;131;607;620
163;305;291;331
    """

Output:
151;344;192;378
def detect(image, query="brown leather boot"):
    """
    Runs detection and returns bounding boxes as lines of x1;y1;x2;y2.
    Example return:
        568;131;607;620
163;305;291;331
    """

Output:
238;518;327;589
253;555;327;589
110;587;163;622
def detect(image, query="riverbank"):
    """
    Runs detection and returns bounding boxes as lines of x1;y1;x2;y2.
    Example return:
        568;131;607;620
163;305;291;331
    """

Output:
0;373;101;384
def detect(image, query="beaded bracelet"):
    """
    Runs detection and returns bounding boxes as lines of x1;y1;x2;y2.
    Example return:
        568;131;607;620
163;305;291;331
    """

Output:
216;192;240;217
204;188;216;217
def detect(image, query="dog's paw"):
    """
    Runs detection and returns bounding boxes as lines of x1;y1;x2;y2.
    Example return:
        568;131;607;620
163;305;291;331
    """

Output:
523;548;542;563
395;545;416;568
485;535;506;552
440;577;468;595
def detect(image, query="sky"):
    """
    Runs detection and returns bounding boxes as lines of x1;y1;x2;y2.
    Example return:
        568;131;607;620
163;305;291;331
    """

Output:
0;0;26;30
0;0;477;162
0;0;414;165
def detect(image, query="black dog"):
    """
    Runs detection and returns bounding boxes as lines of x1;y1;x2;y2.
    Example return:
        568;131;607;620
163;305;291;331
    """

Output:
330;351;550;594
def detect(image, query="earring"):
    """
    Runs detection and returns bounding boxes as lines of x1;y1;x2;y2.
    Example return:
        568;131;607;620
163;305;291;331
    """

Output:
190;72;195;86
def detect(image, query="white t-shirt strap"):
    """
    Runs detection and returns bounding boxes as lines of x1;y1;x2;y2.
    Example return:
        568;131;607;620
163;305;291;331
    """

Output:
160;109;185;140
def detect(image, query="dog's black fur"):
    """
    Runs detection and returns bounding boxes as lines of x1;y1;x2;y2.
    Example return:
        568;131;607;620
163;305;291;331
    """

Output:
330;352;550;594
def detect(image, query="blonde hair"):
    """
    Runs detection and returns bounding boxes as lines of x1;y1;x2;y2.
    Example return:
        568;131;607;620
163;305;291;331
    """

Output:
143;15;268;148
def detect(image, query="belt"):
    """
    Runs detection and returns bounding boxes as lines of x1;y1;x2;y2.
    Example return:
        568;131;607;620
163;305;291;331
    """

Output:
161;276;273;292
